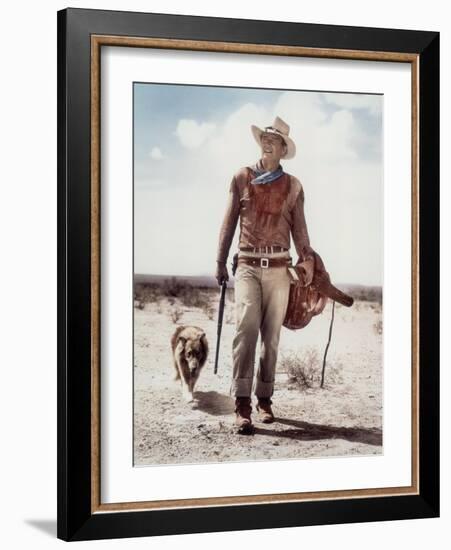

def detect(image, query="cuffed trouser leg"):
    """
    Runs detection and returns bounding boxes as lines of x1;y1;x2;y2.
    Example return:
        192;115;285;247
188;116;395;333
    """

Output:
255;266;291;398
231;266;261;397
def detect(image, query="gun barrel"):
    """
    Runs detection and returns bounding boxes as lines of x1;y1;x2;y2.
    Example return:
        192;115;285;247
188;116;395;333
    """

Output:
214;281;227;374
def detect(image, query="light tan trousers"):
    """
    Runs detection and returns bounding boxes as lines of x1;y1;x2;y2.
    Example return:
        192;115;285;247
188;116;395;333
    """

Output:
231;251;291;398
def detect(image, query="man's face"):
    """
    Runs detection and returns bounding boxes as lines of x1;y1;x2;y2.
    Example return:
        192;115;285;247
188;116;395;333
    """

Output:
260;132;287;162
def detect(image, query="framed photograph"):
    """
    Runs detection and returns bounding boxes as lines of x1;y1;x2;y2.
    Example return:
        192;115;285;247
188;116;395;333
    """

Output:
57;8;439;541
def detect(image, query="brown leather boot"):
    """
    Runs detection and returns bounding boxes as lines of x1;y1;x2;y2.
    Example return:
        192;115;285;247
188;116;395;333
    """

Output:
256;398;275;423
234;397;254;435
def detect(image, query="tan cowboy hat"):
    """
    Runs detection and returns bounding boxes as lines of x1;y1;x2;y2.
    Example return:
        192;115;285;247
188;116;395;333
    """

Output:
251;116;296;160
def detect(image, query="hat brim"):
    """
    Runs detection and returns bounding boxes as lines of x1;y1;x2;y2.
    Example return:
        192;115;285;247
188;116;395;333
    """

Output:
251;125;296;160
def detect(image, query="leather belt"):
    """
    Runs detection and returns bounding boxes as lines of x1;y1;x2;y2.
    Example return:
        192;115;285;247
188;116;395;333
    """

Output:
239;246;288;254
238;257;292;269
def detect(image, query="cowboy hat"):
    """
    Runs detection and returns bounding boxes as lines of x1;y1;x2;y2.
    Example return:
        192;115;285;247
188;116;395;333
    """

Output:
251;116;296;160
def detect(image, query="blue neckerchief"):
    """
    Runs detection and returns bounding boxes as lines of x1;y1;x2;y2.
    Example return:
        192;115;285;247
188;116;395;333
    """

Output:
250;160;284;185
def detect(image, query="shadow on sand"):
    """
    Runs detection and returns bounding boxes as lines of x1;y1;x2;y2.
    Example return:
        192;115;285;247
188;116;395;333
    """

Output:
194;391;235;415
254;417;382;446
192;393;381;446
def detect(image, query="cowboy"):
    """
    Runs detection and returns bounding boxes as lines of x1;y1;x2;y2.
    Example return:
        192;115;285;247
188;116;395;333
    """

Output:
216;116;316;434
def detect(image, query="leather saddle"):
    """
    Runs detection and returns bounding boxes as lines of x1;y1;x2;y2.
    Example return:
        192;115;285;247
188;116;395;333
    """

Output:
283;251;354;330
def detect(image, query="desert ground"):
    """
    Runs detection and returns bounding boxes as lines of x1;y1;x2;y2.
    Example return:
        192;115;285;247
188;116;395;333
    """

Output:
133;279;383;466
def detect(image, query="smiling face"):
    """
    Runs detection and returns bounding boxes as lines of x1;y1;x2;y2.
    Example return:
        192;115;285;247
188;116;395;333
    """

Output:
260;132;287;164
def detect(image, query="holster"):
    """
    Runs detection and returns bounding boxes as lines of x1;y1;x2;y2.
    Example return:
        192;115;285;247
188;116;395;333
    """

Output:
231;252;239;277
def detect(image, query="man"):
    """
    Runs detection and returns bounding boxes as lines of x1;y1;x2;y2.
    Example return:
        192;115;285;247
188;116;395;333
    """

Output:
216;116;317;434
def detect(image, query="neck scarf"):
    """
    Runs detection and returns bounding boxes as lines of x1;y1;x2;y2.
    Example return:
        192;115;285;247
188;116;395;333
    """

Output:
250;160;284;185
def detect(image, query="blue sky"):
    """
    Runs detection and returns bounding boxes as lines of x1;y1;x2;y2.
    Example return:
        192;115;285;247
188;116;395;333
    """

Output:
133;82;383;285
134;84;283;188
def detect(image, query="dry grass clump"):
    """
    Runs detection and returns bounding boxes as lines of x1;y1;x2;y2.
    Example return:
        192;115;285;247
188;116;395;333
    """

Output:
279;347;343;390
347;285;382;305
135;280;218;319
225;308;235;325
202;303;215;320
373;319;383;335
170;306;184;324
180;287;211;309
134;284;161;306
280;348;320;389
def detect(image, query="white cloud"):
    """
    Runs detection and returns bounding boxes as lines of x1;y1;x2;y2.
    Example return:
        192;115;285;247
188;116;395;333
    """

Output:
206;102;269;165
149;146;164;160
324;93;382;115
174;119;216;149
274;92;358;163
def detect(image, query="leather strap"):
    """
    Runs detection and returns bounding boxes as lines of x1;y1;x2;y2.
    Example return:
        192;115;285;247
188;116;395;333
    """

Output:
238;256;292;268
239;246;288;253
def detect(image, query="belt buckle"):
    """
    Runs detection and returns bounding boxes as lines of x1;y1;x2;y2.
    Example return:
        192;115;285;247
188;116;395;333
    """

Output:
260;258;269;268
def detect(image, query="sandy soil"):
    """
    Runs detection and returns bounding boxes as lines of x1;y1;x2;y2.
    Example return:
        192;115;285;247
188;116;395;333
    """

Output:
133;290;383;466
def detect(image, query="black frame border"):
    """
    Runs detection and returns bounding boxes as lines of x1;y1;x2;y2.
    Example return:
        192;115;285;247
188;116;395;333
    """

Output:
57;8;439;541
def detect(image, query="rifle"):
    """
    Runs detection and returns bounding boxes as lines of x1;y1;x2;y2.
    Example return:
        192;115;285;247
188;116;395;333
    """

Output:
214;279;227;375
214;254;238;374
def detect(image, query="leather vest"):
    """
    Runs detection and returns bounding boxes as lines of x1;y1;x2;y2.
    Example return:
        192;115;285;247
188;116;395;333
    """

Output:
238;168;292;248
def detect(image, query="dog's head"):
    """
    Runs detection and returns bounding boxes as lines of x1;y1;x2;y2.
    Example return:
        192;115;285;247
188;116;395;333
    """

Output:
178;332;207;376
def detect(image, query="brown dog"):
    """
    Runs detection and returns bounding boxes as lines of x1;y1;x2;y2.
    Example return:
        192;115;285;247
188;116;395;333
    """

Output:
170;326;209;403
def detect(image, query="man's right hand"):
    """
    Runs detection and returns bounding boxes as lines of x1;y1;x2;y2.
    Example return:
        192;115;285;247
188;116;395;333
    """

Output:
215;261;229;285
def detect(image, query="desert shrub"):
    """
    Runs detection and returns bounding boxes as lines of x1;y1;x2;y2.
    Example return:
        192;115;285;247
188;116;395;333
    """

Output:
372;303;382;315
226;288;235;303
199;301;215;320
279;348;343;390
348;286;382;305
280;348;320;390
161;278;217;313
162;277;192;298
207;307;215;320
134;283;161;304
225;308;235;325
179;287;211;309
170;306;184;324
373;319;383;335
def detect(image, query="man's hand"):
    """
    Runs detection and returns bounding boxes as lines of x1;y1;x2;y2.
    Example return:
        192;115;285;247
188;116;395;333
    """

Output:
295;257;314;286
215;261;229;285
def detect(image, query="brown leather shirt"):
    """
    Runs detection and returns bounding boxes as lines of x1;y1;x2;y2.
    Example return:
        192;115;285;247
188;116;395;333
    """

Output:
217;165;314;264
